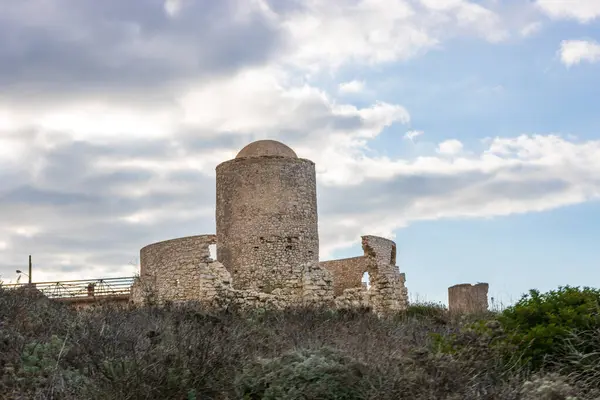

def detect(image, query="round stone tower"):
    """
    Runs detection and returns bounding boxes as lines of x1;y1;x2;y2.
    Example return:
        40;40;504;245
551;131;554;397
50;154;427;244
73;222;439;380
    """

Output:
215;139;319;292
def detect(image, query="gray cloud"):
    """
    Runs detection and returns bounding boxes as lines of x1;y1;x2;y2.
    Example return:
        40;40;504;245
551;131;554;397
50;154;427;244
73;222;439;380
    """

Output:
317;171;493;215
0;0;285;101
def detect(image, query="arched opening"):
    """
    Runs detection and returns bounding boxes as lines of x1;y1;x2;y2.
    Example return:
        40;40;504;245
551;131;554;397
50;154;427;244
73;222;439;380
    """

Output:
361;271;371;290
208;244;217;261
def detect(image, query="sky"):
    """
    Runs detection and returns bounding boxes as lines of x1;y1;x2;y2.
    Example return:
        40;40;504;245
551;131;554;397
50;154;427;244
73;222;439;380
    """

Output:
0;0;599;306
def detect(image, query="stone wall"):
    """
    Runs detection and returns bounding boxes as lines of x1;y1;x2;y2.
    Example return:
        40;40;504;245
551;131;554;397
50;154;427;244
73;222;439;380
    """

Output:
131;234;334;309
321;235;408;315
448;283;489;314
215;156;319;293
319;256;368;296
132;235;222;305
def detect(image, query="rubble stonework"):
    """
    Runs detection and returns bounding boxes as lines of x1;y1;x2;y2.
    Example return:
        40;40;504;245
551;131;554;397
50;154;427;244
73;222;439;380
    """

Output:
325;236;408;315
131;139;409;314
131;234;334;310
318;256;366;296
131;235;225;305
448;283;489;313
215;141;319;293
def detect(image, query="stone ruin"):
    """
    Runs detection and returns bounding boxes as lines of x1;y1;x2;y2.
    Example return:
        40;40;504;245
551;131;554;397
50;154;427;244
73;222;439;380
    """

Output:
130;139;409;314
448;283;489;314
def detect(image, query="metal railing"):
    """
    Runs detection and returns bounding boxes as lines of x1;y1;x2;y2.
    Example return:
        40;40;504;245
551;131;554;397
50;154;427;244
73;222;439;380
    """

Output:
2;276;135;299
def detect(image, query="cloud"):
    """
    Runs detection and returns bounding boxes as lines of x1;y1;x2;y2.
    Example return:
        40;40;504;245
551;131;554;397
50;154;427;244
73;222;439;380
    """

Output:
436;139;464;155
338;80;366;94
0;0;284;102
164;0;184;17
559;39;600;66
404;130;424;141
268;0;514;72
536;0;600;23
520;21;542;37
316;134;600;255
0;0;596;284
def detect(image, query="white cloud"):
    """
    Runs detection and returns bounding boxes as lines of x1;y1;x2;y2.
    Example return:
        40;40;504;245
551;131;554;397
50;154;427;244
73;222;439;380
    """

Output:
164;0;184;17
277;0;512;72
520;21;542;37
419;0;509;42
436;139;464;155
404;130;424;141
536;0;600;23
338;80;366;94
317;133;600;256
559;39;600;66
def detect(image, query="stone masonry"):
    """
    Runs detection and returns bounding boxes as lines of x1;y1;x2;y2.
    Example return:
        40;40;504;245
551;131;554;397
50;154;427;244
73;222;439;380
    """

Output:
321;235;408;315
215;140;319;294
131;139;409;314
448;283;489;314
131;234;333;310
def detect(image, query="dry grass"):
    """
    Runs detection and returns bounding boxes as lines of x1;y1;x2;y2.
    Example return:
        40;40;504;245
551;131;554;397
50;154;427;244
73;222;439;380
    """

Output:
0;286;598;400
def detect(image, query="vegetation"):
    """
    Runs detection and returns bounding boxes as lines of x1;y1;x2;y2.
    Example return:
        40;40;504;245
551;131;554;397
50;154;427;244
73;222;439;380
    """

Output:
0;284;599;399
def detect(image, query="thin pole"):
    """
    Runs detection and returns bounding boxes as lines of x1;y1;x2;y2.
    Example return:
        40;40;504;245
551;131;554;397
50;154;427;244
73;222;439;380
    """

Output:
28;255;32;284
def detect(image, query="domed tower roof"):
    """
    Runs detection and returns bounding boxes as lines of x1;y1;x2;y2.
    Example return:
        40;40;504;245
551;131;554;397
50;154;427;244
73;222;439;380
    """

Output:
235;139;298;159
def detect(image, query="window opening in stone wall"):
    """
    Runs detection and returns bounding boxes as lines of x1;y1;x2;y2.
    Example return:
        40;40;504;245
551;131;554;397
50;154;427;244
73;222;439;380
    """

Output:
208;244;217;261
362;271;371;290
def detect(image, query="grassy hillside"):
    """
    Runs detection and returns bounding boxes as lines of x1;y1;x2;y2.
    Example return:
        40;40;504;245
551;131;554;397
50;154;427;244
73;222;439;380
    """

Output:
0;285;598;399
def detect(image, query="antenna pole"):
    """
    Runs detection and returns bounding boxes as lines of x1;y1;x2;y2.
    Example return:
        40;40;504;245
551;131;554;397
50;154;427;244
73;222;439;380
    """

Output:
28;255;32;284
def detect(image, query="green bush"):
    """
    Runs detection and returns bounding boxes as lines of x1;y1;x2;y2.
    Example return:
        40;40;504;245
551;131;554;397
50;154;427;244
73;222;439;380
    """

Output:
235;347;372;400
432;286;600;384
498;286;600;370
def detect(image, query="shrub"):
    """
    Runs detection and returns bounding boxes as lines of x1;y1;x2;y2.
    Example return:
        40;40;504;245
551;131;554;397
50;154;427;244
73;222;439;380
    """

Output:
498;286;600;370
404;301;448;322
2;284;599;399
235;347;372;400
520;373;579;400
8;335;89;398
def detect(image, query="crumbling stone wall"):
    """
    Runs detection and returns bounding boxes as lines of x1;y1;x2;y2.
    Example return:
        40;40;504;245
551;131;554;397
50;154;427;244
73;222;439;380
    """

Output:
319;256;367;296
322;235;408;314
131;233;333;309
448;283;489;314
131;233;405;314
215;150;319;294
132;235;228;305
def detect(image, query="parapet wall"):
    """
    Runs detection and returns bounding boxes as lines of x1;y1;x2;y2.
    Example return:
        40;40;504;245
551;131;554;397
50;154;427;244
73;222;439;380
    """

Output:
448;283;489;314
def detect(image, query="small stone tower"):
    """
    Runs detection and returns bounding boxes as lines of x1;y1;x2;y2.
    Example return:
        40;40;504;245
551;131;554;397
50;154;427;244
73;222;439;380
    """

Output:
215;140;319;292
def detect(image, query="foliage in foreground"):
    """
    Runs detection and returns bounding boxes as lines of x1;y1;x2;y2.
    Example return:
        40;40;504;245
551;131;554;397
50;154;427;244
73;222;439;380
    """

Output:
499;286;600;369
0;284;599;400
434;285;600;398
